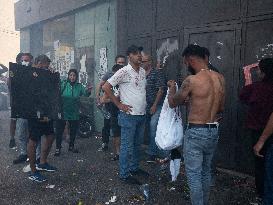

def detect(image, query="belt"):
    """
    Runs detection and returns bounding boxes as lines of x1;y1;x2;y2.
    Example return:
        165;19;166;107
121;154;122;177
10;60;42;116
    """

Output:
188;123;218;129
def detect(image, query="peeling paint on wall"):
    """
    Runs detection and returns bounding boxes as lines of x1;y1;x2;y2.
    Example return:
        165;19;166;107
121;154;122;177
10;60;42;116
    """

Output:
256;43;273;60
156;38;178;67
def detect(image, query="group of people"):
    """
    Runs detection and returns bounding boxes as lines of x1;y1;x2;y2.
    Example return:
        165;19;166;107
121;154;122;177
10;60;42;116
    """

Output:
8;53;91;182
7;43;273;205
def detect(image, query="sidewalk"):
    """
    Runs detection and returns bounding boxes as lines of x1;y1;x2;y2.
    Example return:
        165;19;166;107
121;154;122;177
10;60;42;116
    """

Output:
0;111;258;205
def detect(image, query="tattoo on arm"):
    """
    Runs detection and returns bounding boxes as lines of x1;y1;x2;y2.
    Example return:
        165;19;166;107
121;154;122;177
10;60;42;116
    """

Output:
171;78;191;106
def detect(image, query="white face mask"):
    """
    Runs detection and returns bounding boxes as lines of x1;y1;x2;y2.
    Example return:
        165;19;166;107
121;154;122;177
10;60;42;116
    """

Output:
21;61;29;66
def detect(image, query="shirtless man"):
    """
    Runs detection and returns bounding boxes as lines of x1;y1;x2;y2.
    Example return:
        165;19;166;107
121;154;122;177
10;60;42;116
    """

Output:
168;44;225;205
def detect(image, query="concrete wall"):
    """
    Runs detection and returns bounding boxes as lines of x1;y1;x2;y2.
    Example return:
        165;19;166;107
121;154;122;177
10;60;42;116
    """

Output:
15;0;117;131
75;0;117;131
15;0;98;29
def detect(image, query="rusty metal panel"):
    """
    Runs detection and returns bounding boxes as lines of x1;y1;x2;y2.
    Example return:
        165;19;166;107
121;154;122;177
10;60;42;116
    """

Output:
155;0;183;31
182;0;241;26
126;0;153;37
247;0;273;17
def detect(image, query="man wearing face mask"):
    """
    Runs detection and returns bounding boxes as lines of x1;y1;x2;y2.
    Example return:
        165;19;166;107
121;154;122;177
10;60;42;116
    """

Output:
11;53;42;165
168;44;225;205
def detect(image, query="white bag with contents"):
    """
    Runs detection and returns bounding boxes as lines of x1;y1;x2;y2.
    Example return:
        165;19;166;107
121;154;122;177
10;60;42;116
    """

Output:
155;85;183;150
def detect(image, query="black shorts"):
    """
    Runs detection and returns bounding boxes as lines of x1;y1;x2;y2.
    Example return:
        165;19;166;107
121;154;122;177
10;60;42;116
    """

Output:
111;116;121;137
28;119;54;141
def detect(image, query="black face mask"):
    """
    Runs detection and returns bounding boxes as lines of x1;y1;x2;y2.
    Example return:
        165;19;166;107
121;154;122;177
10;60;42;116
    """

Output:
187;65;196;75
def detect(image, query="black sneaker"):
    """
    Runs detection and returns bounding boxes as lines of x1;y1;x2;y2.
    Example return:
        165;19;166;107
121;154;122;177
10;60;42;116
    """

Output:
9;139;16;149
98;143;108;151
146;155;156;163
110;154;119;161
28;171;47;183
120;176;141;185
68;147;79;153
13;154;28;164
36;163;57;172
131;169;150;178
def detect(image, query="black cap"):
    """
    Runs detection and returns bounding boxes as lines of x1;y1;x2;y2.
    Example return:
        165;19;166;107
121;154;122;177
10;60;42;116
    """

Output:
126;45;143;56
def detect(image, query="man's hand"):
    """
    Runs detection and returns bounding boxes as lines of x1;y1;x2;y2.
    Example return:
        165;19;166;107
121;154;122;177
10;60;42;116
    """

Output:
87;84;93;93
253;140;265;157
150;105;157;115
118;103;133;113
167;80;176;88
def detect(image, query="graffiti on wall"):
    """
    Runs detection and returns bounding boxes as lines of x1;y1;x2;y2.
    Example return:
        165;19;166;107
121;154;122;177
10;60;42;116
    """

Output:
256;43;273;60
156;38;178;67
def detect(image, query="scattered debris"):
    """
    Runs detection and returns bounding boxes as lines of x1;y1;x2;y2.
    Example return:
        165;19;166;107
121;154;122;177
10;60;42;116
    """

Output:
46;184;55;189
105;195;117;204
77;159;84;162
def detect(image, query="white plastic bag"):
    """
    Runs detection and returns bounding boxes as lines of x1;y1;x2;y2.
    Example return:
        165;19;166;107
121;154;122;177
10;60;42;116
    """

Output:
155;86;183;150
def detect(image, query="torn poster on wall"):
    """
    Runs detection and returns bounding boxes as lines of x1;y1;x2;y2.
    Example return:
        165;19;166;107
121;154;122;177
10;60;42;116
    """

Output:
49;40;74;80
99;48;108;80
74;46;94;87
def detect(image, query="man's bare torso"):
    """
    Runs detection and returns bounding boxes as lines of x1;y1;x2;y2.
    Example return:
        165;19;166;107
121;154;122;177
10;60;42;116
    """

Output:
185;70;225;124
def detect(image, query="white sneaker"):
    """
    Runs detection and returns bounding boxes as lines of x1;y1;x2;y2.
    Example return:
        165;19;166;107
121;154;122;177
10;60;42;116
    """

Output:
23;164;31;173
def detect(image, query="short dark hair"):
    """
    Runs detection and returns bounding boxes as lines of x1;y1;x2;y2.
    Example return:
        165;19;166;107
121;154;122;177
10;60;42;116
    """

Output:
115;55;126;63
259;58;273;80
16;52;24;63
112;64;124;72
126;45;143;56
34;54;51;65
202;47;210;57
22;53;33;60
182;44;205;59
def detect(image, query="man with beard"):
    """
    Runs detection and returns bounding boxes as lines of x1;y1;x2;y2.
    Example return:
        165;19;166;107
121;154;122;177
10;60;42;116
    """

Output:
167;44;225;205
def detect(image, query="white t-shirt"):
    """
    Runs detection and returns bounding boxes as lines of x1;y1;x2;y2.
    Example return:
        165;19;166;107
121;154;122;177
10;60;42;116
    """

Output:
107;64;146;115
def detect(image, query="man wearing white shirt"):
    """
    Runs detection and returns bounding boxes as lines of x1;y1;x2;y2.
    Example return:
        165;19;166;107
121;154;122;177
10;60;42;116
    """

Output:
102;45;149;185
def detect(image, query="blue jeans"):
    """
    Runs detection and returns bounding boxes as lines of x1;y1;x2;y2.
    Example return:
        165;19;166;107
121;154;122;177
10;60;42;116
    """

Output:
264;144;273;205
118;112;145;178
183;127;218;205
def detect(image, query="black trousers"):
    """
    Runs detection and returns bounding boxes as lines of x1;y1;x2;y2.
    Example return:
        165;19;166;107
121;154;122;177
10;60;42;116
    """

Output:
249;129;268;198
102;118;111;144
101;103;112;144
55;120;79;149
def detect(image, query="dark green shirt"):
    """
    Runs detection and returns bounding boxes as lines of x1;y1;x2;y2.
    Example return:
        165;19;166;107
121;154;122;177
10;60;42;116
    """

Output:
61;80;89;120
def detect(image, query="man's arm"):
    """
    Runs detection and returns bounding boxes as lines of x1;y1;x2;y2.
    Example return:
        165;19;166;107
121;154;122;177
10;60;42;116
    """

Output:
150;87;164;114
253;112;273;157
168;77;192;108
102;82;132;113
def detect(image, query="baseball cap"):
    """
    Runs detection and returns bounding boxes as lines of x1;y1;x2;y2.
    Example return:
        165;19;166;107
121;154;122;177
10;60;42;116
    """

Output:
126;45;143;56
